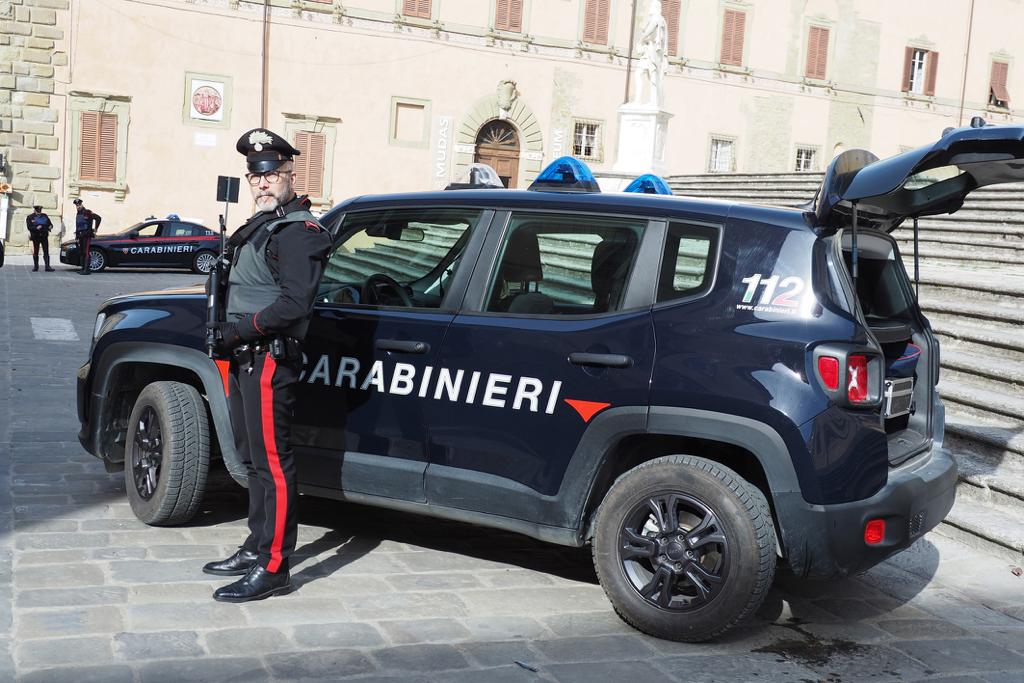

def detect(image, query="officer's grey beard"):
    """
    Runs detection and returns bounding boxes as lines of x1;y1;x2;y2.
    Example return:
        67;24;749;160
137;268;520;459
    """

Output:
255;194;282;212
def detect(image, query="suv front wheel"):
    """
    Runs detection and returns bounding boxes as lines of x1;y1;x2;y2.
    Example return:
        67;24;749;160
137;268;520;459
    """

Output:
592;455;776;642
124;381;210;525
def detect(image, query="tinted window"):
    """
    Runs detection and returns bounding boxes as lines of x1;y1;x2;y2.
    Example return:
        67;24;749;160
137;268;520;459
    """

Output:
484;213;645;315
319;208;482;309
164;222;198;237
135;223;161;238
656;222;718;303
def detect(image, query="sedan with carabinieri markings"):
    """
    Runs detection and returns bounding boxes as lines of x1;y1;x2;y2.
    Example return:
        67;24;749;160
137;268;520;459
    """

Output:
60;218;220;274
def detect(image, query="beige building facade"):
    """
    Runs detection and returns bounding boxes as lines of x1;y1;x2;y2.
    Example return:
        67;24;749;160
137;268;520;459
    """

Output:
2;0;1022;242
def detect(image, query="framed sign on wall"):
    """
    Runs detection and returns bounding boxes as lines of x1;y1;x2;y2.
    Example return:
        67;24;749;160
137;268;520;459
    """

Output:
183;72;232;129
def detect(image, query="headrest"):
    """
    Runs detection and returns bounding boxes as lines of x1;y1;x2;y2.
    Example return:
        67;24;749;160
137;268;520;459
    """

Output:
591;238;633;294
500;229;543;282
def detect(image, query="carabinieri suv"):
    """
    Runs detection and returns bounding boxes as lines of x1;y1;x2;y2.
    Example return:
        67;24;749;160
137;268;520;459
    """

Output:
77;123;1024;641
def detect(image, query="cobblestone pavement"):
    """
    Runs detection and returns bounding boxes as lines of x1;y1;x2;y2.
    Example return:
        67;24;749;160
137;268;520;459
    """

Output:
1;256;1023;682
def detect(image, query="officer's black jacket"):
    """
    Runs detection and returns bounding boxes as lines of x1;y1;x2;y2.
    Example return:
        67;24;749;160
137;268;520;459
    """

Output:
230;194;333;340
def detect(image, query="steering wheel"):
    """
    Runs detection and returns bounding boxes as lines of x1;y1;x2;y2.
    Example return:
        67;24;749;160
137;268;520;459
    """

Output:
362;273;414;307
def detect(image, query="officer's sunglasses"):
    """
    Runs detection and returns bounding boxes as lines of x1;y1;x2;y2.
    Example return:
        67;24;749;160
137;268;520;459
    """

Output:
245;169;292;185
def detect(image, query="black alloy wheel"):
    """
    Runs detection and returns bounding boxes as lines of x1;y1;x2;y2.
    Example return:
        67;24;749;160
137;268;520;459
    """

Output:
619;492;729;611
592;455;776;642
130;406;163;501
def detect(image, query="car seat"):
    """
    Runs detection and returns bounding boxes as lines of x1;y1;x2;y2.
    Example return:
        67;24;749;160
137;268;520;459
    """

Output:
591;238;635;312
494;229;554;314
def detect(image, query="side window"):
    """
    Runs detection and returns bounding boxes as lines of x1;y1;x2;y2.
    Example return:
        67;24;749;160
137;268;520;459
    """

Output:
484;213;645;316
656;222;719;303
319;208;482;309
165;222;195;237
135;223;161;238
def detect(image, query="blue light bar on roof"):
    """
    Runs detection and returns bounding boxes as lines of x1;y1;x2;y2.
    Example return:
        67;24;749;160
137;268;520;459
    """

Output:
623;173;673;195
527;156;601;193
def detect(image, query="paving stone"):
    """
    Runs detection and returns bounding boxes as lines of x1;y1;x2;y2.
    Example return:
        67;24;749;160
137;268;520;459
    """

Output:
15;532;109;550
266;648;376;679
91;547;147;561
460;640;547;668
16;636;114;669
371;643;471;672
812;597;890;621
19;664;134;683
459;586;608;616
147;545;224;560
437;665;544;683
383;572;483;591
378;617;473;644
109;560;217;584
13;563;104;589
15;549;88;566
347;592;469;619
16;605;123;639
460;616;551;641
533;634;657;663
541;611;634;637
477;568;556;587
657;652;817;681
974;628;1024;654
129;582;219;603
291;622;384;648
546;660;677;683
204;627;295;655
241;597;349;626
877;618;973;640
138;656;269;683
127;602;246;631
114;631;203;659
891;638;1024;674
798;621;894;643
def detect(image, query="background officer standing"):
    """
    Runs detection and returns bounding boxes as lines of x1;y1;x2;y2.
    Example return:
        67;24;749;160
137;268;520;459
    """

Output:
72;198;101;275
203;128;332;602
26;205;55;272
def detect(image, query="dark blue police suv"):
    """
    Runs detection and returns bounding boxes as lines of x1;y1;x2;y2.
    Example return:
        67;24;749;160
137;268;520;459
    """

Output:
76;122;1024;641
60;218;220;273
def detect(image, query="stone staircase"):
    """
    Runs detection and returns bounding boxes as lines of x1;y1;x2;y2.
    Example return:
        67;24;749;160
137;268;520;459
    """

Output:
669;172;1024;564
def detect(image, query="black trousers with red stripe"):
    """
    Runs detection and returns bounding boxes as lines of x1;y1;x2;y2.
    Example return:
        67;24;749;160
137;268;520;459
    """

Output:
227;350;300;573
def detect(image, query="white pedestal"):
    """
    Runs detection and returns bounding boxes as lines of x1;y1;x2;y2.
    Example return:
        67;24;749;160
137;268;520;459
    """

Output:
612;104;673;176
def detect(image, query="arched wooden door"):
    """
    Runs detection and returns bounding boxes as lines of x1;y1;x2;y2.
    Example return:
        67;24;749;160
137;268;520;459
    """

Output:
474;120;520;188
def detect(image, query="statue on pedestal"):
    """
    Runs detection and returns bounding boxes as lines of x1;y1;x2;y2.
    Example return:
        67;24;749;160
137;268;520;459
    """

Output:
631;0;669;107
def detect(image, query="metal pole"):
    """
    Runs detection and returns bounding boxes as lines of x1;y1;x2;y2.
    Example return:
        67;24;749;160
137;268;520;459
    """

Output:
913;216;920;299
261;0;270;128
957;0;976;127
623;0;638;104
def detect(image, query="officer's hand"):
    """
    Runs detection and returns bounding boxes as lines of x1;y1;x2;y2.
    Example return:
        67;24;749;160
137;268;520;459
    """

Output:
206;322;243;354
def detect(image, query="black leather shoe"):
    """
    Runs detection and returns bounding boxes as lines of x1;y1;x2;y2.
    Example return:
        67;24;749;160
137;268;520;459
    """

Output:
45;267;55;272
32;266;38;272
213;565;291;603
202;548;259;577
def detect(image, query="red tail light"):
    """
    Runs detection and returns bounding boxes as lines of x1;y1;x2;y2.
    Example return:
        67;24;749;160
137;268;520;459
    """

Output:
817;356;840;391
864;518;885;545
847;354;869;403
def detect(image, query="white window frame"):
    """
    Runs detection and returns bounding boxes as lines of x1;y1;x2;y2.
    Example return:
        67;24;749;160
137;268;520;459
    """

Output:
708;136;736;173
572;118;603;162
909;48;928;95
794;145;818;172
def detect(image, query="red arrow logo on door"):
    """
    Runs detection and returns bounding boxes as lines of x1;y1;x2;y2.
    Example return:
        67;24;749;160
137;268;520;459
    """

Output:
564;399;611;423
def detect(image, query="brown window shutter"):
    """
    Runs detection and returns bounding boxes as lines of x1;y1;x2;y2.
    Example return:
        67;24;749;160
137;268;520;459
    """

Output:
97;112;117;182
901;46;914;92
721;10;744;65
495;0;509;30
805;26;828;79
79;112;99;181
924;50;938;96
991;61;1010;104
584;0;609;45
306;132;326;198
403;0;430;19
664;0;681;56
292;131;310;196
508;0;523;32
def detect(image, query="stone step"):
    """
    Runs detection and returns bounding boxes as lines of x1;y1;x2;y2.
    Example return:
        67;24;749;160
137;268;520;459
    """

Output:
921;293;1024;328
919;264;1024;298
939;489;1024;565
945;408;1024;465
895;244;1023;266
895;235;1024;252
939;375;1024;422
940;348;1024;391
933;327;1024;367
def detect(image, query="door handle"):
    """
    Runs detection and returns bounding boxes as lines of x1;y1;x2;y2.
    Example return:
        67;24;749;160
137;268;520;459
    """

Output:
376;339;430;354
568;352;633;369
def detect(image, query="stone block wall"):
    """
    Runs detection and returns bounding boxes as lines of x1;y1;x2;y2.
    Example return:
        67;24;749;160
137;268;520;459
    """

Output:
0;0;69;246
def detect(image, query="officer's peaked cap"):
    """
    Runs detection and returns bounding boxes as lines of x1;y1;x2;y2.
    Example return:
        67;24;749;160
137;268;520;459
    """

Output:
236;128;301;174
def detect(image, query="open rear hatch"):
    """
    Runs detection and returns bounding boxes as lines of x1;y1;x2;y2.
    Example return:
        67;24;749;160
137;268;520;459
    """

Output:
813;121;1024;463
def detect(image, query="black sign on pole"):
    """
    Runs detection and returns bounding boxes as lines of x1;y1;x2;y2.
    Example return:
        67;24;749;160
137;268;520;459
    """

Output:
216;175;240;204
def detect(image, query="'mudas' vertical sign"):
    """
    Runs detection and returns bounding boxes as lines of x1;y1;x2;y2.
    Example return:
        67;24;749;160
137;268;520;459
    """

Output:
433;116;452;188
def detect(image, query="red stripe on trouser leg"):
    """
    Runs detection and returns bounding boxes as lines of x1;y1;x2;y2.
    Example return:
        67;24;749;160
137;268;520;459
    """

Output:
259;355;288;573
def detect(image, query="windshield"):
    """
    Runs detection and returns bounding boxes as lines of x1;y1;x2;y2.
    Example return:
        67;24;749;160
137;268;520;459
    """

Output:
116;222;146;235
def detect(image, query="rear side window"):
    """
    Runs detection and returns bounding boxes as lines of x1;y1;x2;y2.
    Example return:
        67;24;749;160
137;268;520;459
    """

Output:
484;213;646;315
656;222;719;303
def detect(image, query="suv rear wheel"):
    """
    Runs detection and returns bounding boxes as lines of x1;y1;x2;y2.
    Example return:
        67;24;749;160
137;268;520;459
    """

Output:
592;455;776;642
124;381;210;525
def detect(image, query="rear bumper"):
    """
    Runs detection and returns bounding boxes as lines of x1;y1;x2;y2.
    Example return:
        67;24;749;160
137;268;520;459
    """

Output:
777;442;957;579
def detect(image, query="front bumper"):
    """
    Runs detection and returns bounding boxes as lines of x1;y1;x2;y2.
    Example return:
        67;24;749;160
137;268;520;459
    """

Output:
776;442;957;579
60;245;80;266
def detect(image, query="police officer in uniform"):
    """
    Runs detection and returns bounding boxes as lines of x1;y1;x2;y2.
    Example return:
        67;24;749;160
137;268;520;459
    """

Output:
203;128;332;602
26;205;55;272
72;198;101;275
